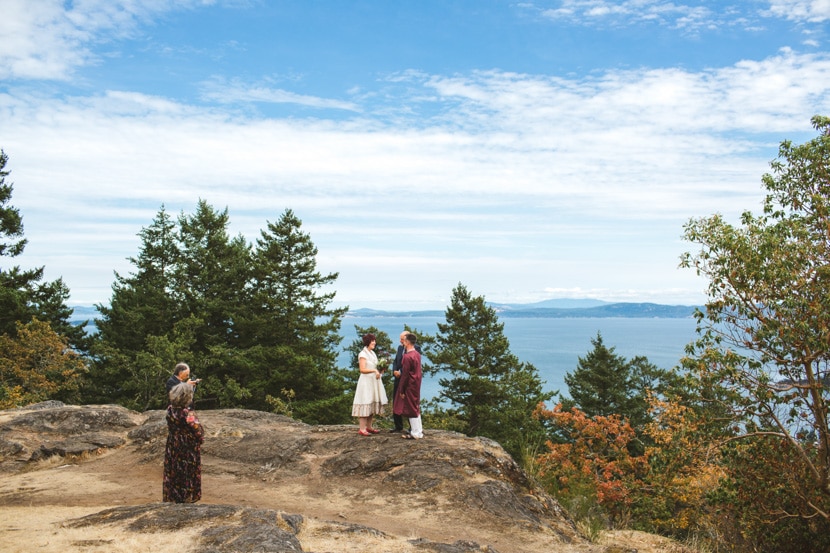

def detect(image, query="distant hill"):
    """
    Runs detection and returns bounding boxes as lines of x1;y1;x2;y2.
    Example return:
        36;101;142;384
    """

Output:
346;300;699;319
73;300;700;322
492;298;609;310
69;305;99;321
489;302;697;318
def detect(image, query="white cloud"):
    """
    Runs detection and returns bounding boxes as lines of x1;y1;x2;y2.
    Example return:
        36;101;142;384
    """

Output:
199;76;360;111
2;2;829;308
768;0;830;22
535;0;718;30
418;54;830;138
3;49;828;307
532;0;830;30
0;0;209;80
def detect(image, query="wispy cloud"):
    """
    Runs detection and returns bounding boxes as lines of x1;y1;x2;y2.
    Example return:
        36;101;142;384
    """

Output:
531;0;723;30
413;49;830;135
528;0;830;30
199;76;360;111
767;0;830;22
4;47;829;306
3;1;830;308
0;0;208;80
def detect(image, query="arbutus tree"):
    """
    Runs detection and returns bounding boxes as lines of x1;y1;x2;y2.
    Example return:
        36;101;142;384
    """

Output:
680;115;830;522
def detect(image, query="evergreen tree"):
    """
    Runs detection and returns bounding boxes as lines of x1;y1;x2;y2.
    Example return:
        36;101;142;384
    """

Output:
344;324;395;372
0;150;86;351
430;283;553;458
100;206;180;349
173;200;252;407
564;333;640;419
562;333;676;450
87;207;183;408
0;150;25;261
87;203;351;417
245;209;349;423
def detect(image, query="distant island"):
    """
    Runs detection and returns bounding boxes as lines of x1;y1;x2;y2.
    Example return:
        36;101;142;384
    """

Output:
345;299;700;319
70;299;700;322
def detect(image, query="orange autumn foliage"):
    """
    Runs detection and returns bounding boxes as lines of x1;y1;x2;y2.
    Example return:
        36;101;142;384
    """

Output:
643;394;725;535
0;318;85;409
534;403;650;523
534;397;725;537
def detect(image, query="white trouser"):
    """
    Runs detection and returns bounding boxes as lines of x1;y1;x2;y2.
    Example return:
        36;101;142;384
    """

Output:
409;416;423;438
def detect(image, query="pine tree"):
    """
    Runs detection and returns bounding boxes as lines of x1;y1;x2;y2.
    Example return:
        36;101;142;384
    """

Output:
87;203;352;417
0;150;25;260
564;333;637;418
563;332;675;437
87;207;183;408
0;150;85;351
245;209;349;423
174;201;251;391
431;283;553;458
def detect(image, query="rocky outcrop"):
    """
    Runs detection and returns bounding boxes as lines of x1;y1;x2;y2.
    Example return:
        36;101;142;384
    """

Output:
0;401;142;467
0;402;619;553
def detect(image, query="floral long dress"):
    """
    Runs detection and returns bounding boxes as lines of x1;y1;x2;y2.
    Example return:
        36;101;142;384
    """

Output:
162;405;204;503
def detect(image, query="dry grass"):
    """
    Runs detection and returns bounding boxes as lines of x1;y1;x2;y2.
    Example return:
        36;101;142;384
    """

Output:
0;506;203;553
22;448;117;473
0;461;125;503
600;530;700;553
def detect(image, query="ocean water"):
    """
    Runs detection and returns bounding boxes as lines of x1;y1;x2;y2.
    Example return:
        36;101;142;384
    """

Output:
338;316;699;401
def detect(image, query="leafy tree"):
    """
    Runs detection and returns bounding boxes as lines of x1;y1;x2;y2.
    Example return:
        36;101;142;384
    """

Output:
429;283;553;459
712;436;830;552
0;319;86;408
680;115;830;523
243;208;349;423
0;150;86;351
534;404;650;526
639;394;725;540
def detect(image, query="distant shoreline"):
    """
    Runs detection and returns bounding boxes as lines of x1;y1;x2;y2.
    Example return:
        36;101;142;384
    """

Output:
70;301;701;322
345;302;700;319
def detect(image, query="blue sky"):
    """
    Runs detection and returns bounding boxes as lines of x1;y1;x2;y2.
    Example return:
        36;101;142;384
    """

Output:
1;1;829;310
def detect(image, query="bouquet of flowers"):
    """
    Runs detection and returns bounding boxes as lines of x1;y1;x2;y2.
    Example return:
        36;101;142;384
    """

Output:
376;351;391;372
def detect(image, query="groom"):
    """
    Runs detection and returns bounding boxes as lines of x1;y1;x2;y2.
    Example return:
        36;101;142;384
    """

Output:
394;333;424;439
391;330;421;433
